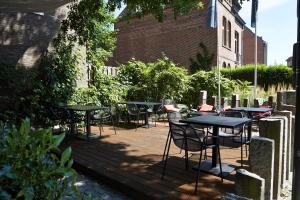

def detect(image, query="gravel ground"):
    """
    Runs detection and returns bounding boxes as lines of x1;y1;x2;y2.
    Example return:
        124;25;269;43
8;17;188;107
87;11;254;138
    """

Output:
63;174;131;200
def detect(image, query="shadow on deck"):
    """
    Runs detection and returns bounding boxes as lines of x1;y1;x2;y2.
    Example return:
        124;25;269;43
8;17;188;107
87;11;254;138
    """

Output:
62;123;248;200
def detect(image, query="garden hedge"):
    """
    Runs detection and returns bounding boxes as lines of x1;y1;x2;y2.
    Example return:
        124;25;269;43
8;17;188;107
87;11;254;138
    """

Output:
220;64;293;90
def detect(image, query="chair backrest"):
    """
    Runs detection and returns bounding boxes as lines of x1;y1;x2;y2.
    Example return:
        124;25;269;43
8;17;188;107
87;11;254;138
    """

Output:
169;121;205;152
99;106;112;119
127;103;139;115
220;110;247;118
167;111;182;123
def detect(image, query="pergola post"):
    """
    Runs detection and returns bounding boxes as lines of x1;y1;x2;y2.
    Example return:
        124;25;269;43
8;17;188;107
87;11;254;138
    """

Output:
292;0;300;199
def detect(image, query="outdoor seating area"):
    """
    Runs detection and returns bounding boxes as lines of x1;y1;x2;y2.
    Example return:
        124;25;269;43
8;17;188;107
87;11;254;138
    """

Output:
1;1;299;199
52;90;295;199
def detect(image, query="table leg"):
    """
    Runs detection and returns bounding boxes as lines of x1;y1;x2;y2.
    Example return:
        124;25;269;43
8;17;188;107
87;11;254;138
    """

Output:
86;110;91;140
247;121;252;141
69;110;76;135
212;125;219;168
142;112;153;128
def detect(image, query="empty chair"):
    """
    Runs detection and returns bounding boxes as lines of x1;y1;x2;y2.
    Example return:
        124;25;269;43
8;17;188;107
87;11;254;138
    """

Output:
218;110;248;166
90;106;116;136
126;103;147;130
161;121;223;194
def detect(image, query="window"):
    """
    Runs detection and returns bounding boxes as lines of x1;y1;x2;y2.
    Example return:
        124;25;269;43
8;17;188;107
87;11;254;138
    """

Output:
222;62;227;68
234;31;239;54
222;17;227;46
227;63;231;67
227;21;231;49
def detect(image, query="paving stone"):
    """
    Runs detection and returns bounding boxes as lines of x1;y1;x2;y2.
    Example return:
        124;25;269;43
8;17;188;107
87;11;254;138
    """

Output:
249;136;274;200
235;169;265;200
268;116;288;187
199;90;207;105
259;118;283;200
291;116;295;172
231;94;239;108
273;111;293;180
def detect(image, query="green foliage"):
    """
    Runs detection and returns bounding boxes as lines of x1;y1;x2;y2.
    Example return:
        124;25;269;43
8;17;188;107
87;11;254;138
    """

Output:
190;42;214;73
60;0;116;68
0;119;79;200
221;64;293;90
117;56;188;102
184;70;248;107
70;74;125;106
108;0;204;21
0;65;39;123
147;56;189;101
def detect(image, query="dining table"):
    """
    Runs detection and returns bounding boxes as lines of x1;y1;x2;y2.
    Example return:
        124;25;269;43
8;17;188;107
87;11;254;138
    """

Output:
180;115;251;177
62;105;103;140
229;107;273;140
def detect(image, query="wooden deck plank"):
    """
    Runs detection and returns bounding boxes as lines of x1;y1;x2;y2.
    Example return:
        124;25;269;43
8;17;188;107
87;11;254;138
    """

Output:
63;123;248;200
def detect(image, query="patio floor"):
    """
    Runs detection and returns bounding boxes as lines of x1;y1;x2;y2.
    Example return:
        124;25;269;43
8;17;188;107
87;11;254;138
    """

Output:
63;122;248;200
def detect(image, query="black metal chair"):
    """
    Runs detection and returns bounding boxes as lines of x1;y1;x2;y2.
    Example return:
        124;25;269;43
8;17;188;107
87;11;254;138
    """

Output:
48;106;69;134
161;121;223;194
218;110;248;166
115;103;128;125
126;103;147;130
90;106;116;136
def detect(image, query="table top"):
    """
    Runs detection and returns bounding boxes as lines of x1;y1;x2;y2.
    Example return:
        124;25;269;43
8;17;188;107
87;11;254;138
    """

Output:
118;101;162;106
62;105;103;111
230;107;273;113
180;115;251;128
190;111;219;116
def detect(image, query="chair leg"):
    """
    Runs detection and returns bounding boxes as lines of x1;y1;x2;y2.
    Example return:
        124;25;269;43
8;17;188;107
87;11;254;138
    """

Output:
162;130;171;162
161;136;172;179
111;118;117;135
217;145;224;182
194;147;203;194
240;135;243;167
98;122;102;136
185;149;189;170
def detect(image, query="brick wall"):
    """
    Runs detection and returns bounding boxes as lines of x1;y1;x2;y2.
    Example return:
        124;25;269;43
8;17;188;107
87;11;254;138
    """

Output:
108;2;219;68
216;0;243;67
0;5;68;68
242;26;267;65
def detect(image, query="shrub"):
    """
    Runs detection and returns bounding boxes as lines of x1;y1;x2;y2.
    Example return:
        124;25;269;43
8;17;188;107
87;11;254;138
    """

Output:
0;119;80;199
184;70;250;107
147;56;189;101
117;56;189;102
221;64;293;90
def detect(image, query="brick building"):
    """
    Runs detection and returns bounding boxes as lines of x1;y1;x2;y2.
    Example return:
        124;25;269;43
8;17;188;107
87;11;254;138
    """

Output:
0;1;71;68
108;0;267;68
243;26;268;65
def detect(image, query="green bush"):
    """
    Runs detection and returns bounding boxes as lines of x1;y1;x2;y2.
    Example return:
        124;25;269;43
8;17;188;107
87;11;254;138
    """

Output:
221;64;293;90
117;56;189;102
0;119;80;199
184;70;248;107
147;56;189;101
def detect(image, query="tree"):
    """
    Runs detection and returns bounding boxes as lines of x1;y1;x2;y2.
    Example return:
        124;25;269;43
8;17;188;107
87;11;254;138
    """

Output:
106;0;248;21
57;0;116;89
189;42;215;73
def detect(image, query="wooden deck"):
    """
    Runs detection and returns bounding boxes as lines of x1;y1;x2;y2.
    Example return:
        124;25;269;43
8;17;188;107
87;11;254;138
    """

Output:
63;123;248;200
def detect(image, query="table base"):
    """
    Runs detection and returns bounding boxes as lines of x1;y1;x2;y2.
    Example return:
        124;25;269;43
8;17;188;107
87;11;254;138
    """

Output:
192;160;235;177
142;124;154;128
76;132;100;140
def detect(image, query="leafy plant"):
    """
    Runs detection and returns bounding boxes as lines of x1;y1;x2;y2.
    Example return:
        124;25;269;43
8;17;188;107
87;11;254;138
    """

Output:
221;64;293;90
184;70;249;107
0;119;79;200
189;42;214;73
147;56;189;101
117;56;189;102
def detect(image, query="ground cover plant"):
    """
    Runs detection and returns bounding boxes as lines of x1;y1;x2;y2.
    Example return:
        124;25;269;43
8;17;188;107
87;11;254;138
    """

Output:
0;119;83;200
